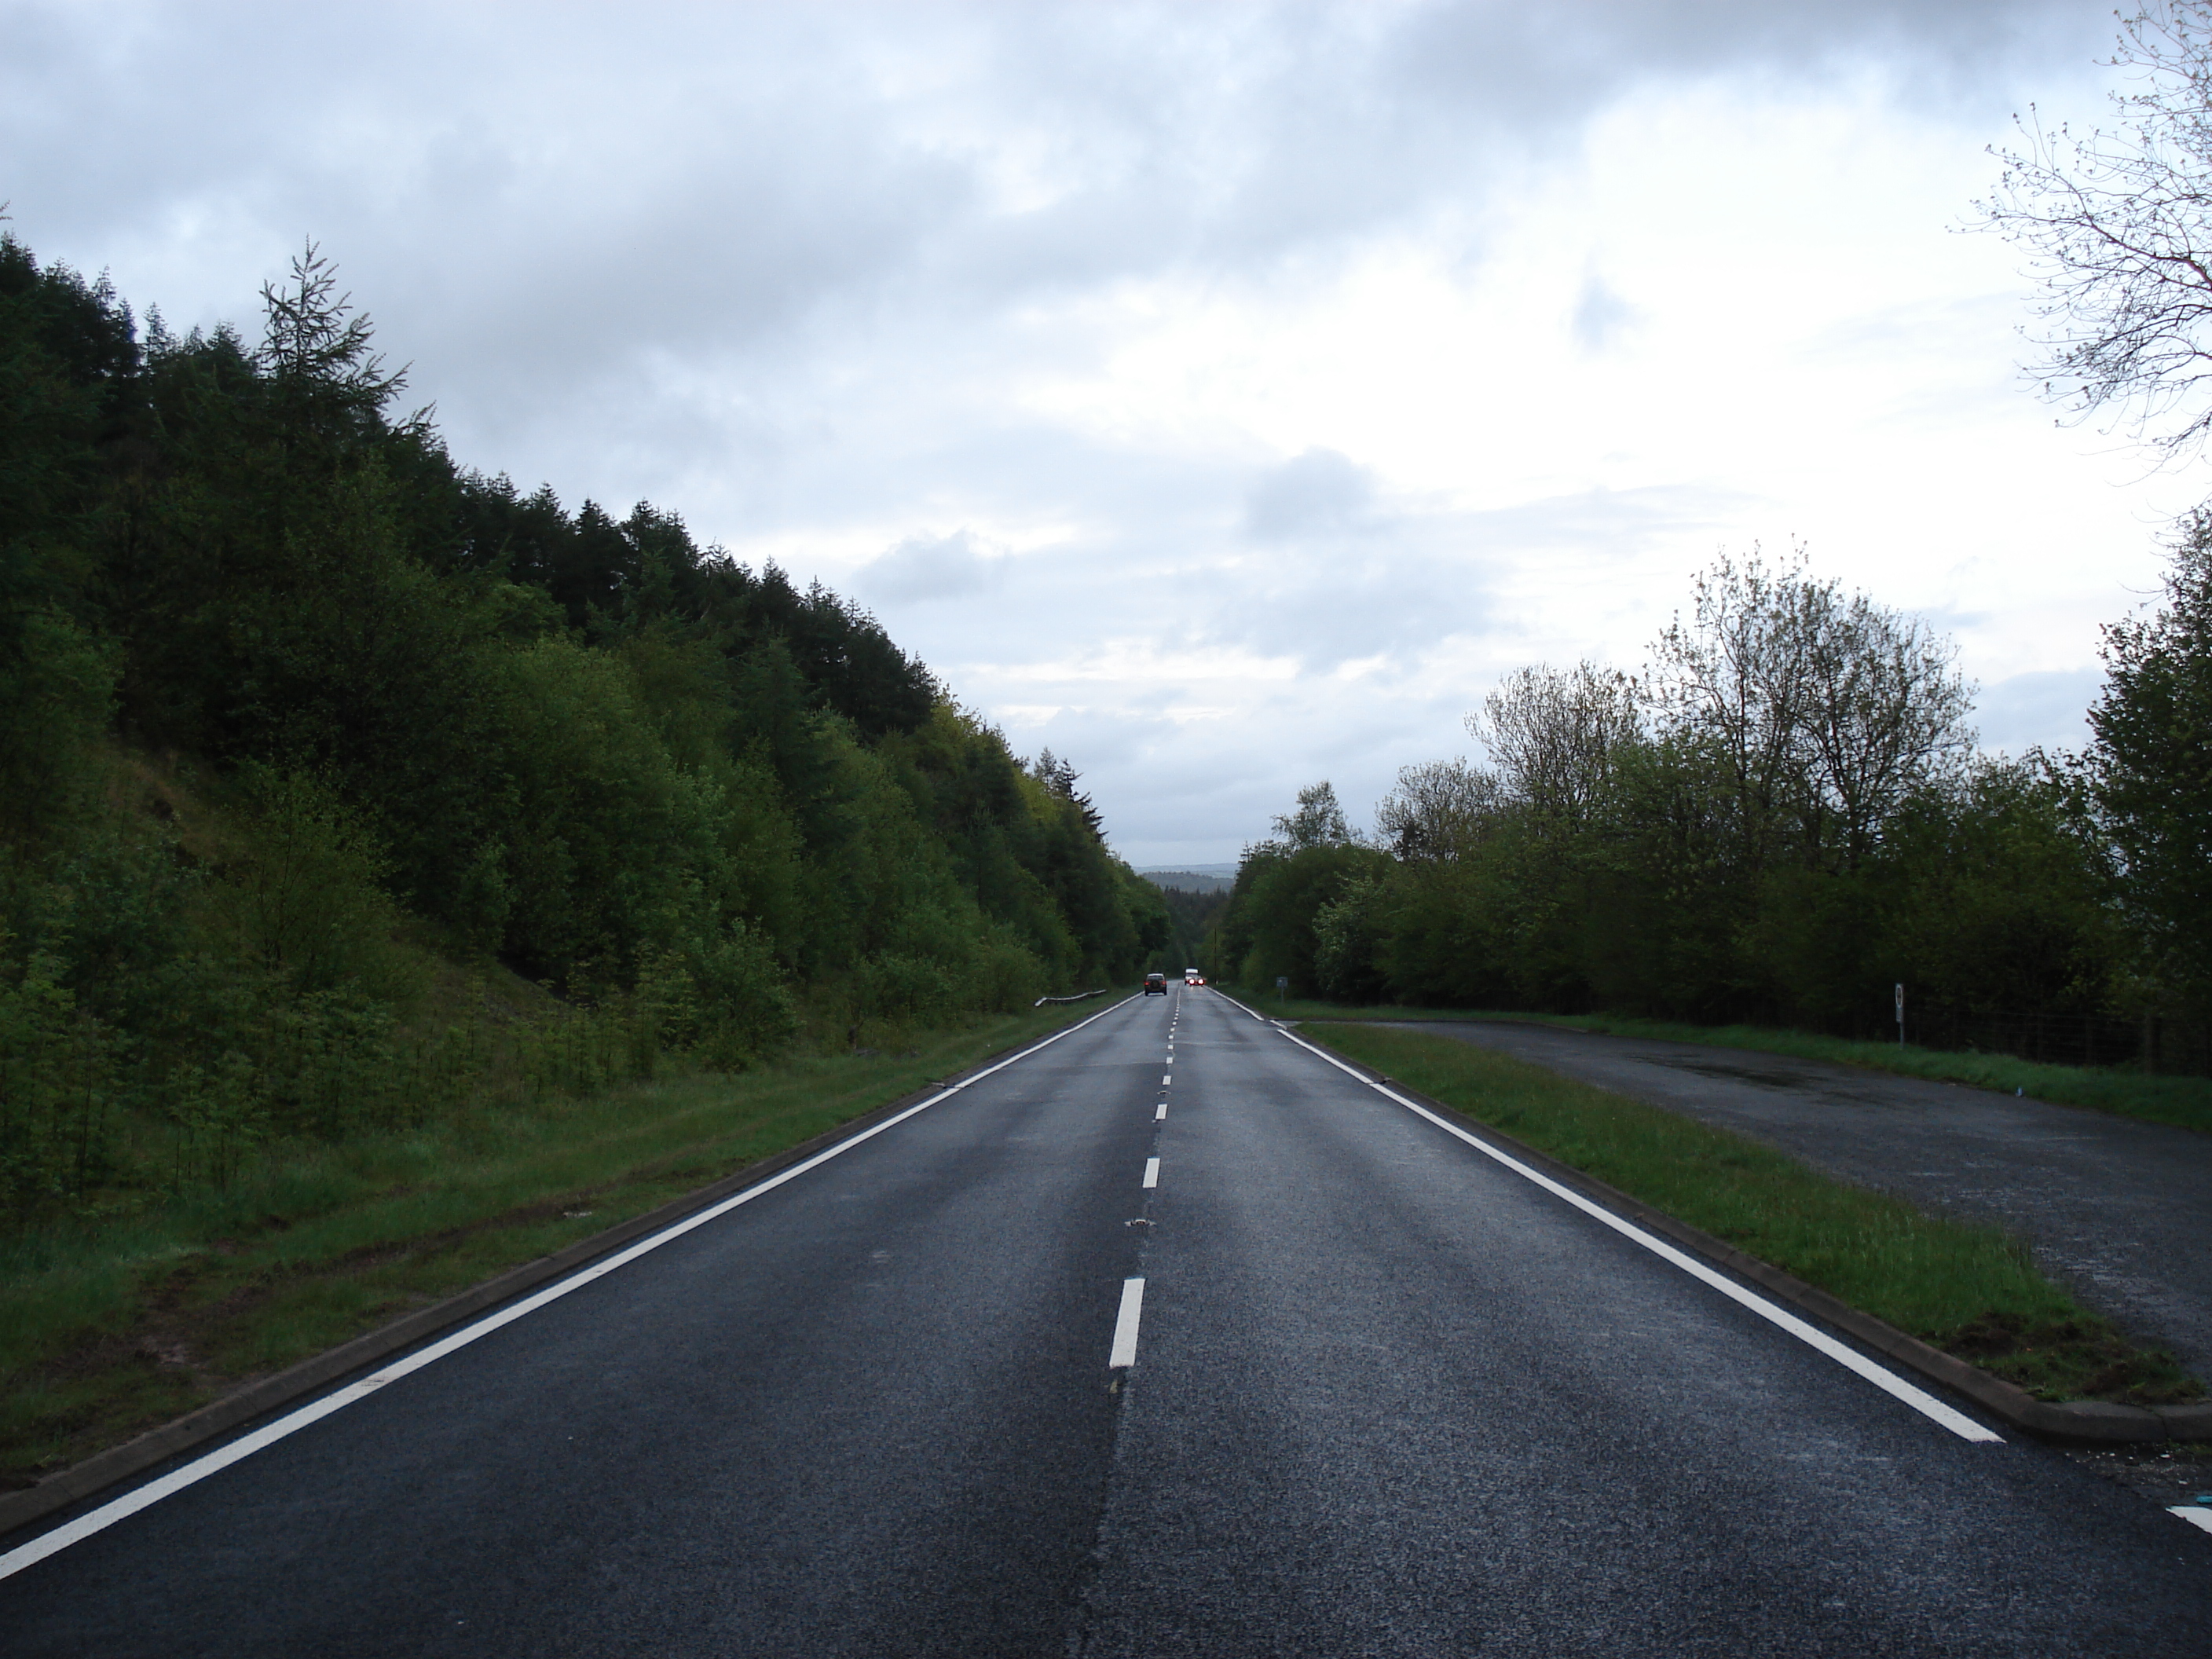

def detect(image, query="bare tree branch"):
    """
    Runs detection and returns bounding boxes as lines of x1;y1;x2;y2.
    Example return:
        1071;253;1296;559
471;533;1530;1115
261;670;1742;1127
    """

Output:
1976;3;2212;459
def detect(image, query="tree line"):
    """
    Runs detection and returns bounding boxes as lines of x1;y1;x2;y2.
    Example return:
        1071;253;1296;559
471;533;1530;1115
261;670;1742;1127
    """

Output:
0;236;1166;1217
1210;544;2212;1071
1219;0;2212;1071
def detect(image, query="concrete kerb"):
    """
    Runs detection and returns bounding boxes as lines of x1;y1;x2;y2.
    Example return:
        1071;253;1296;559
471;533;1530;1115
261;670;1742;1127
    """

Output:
0;1002;1129;1547
1271;1010;2212;1445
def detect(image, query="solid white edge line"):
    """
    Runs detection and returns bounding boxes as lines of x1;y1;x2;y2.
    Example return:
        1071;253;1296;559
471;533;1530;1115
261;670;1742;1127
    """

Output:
2170;1506;2212;1535
1255;1013;2003;1445
1143;1157;1161;1188
1109;1277;1146;1368
0;992;1146;1582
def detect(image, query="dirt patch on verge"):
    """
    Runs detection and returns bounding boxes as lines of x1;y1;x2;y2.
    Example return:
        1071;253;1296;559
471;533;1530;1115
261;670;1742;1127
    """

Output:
0;1187;624;1489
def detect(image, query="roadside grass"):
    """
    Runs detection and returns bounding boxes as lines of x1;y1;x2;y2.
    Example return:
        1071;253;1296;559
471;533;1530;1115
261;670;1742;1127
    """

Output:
1303;1020;2205;1406
0;1002;1098;1490
1225;987;2212;1135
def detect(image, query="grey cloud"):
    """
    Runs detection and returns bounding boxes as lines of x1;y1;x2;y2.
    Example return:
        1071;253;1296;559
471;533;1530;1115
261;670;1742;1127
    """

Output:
1572;271;1640;354
1215;482;1741;668
0;0;2114;544
884;463;1743;696
1974;666;2101;757
7;1;2104;379
1246;449;1376;540
859;529;1003;605
1393;0;2104;120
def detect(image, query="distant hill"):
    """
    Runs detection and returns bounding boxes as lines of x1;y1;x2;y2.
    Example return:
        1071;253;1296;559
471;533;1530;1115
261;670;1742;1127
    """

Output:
1139;868;1236;894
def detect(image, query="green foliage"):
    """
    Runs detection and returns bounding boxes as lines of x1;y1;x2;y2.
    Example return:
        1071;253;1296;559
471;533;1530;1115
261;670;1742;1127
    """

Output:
0;950;104;1214
1224;840;1393;998
2086;508;2212;996
639;923;797;1071
1145;881;1226;976
0;612;114;842
1311;870;1390;1002
1224;553;2144;1065
0;228;1147;1229
222;767;416;1000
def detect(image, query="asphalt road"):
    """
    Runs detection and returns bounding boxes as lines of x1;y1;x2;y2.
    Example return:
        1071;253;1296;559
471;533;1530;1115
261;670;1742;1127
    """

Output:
1380;1019;2212;1384
3;989;2208;1655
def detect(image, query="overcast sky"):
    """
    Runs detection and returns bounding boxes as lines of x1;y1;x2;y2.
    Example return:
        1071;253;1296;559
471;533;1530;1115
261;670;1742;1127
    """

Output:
7;0;2198;866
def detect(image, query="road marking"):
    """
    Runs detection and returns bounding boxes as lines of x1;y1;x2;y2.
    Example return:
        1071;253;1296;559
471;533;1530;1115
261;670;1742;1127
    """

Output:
2172;1506;2212;1535
1109;1278;1147;1367
1253;1012;2004;1445
1155;1102;1167;1120
0;993;1146;1581
1143;1157;1161;1188
1161;1075;1172;1086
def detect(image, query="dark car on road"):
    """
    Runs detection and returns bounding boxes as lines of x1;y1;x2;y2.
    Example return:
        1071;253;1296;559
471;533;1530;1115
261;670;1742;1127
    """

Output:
1144;972;1168;994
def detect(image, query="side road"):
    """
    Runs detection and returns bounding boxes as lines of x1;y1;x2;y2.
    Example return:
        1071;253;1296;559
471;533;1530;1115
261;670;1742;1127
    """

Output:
1387;1020;2212;1384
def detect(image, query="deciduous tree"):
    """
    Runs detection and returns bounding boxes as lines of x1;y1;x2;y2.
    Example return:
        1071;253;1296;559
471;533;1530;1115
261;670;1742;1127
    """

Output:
1979;2;2212;457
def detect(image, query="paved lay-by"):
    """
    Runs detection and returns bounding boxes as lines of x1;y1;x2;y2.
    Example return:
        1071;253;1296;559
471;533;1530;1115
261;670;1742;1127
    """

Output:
2;990;2207;1655
1381;1018;2212;1383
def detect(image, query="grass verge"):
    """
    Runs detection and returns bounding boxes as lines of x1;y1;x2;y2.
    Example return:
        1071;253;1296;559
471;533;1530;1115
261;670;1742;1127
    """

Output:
1304;1020;2205;1406
0;1002;1097;1490
1228;987;2212;1136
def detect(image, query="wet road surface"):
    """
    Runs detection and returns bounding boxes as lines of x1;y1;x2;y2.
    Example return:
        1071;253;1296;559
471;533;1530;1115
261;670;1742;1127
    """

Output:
1384;1019;2212;1382
3;990;2207;1656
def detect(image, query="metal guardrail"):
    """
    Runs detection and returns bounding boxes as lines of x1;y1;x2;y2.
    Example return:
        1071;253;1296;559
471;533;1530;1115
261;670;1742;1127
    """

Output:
1032;989;1112;1006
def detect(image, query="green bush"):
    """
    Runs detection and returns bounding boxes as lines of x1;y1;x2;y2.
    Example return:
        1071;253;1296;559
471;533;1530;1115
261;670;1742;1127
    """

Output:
223;767;420;1002
0;950;101;1210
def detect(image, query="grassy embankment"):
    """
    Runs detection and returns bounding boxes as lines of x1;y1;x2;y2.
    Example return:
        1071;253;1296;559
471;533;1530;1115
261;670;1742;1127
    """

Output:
1232;989;2212;1135
0;1001;1099;1491
1284;1015;2203;1405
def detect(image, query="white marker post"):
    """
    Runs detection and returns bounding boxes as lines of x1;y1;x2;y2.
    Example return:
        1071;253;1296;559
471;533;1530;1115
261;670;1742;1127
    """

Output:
1895;982;1905;1049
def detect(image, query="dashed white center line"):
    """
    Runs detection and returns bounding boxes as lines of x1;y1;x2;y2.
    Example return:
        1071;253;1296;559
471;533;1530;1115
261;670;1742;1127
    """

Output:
1161;1075;1171;1086
1143;1157;1161;1188
1109;1277;1146;1368
1155;1102;1167;1120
